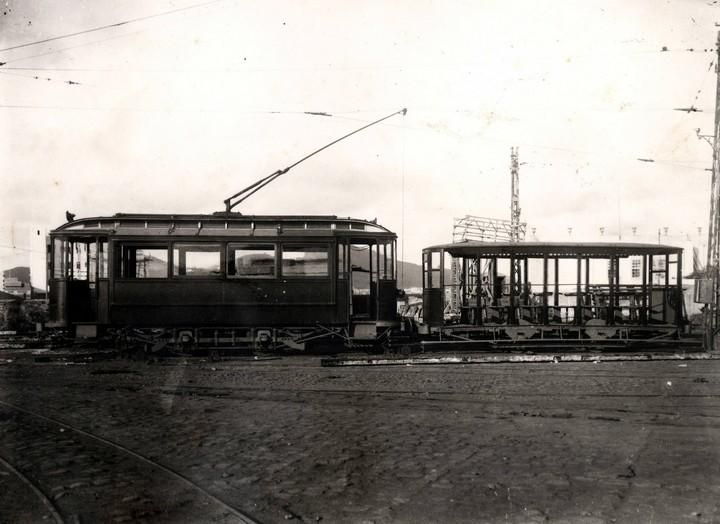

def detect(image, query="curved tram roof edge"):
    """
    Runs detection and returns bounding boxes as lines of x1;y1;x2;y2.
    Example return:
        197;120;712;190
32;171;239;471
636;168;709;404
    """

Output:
52;213;395;237
425;241;683;257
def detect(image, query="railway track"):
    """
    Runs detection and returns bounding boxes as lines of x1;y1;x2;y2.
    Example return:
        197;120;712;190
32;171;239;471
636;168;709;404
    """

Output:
2;356;719;523
0;452;66;523
0;399;258;524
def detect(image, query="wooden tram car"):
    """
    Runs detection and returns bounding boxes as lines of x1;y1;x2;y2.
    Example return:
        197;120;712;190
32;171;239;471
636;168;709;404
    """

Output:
421;242;688;346
47;213;399;351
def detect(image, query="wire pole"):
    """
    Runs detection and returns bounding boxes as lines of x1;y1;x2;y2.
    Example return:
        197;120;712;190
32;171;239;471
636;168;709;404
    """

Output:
510;147;521;242
703;31;720;351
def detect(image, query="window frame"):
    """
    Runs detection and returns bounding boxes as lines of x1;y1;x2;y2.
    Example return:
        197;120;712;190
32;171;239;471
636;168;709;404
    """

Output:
118;243;170;280
337;242;347;280
227;242;277;279
52;238;68;279
280;243;331;279
172;243;224;278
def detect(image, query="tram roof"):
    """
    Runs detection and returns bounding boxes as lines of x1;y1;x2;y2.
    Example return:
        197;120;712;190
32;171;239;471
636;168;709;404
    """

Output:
52;213;395;237
424;241;682;258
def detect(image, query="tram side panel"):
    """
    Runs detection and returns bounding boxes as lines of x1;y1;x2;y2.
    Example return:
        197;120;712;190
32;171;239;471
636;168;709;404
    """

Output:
110;278;344;327
108;237;350;329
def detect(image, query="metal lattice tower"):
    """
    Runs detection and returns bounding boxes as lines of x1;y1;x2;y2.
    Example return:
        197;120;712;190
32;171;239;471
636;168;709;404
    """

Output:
452;216;525;243
449;215;527;314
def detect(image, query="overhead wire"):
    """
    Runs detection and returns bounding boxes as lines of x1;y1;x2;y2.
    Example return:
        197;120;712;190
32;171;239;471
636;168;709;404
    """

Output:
0;2;219;86
0;0;226;53
0;98;709;172
0;40;713;74
0;29;146;67
0;244;43;254
0;17;713;173
0;69;82;85
0;25;146;86
328;112;711;172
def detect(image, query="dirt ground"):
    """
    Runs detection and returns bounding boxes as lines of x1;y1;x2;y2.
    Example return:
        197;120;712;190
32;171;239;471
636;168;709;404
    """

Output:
0;351;719;523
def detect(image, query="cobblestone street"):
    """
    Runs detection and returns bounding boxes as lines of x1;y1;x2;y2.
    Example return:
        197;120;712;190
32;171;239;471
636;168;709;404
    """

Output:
1;353;719;523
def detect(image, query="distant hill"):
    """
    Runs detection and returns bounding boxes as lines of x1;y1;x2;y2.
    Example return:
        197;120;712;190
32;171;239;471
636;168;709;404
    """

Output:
3;266;30;281
396;260;451;290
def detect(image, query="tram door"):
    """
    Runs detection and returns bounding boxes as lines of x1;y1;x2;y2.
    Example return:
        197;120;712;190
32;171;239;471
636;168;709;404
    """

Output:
51;237;108;326
350;243;375;319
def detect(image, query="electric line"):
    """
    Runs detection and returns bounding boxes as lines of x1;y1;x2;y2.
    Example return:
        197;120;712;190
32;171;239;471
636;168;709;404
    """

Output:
0;100;708;171
0;0;225;53
0;29;146;67
1;44;714;73
0;245;43;254
0;70;82;85
330;114;710;171
0;104;386;114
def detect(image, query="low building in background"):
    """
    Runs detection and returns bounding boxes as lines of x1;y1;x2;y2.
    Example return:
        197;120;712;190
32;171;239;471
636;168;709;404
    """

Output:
0;290;22;331
3;266;32;299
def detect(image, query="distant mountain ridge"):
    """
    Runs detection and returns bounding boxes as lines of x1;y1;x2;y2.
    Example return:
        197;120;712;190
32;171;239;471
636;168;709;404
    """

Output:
396;260;451;290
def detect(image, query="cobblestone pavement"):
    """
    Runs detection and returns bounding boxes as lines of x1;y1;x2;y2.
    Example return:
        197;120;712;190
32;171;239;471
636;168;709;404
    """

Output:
0;353;719;523
0;399;252;524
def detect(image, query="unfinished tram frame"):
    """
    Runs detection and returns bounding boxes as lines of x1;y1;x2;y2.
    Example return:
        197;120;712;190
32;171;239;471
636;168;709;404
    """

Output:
422;242;686;345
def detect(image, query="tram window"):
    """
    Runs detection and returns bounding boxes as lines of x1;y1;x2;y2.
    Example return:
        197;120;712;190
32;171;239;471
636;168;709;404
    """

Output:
431;270;441;288
652;255;666;270
379;243;393;280
173;244;221;277
71;242;89;280
337;244;347;279
282;245;329;277
423;252;429;288
53;239;67;278
228;244;276;278
350;244;371;294
121;245;168;278
431;251;441;270
444;251;453;276
89;242;97;282
99;241;108;278
391;241;396;279
379;244;386;279
429;250;441;288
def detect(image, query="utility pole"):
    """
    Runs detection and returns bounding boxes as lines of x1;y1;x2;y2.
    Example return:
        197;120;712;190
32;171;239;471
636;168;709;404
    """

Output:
510;147;522;307
510;147;521;242
703;32;720;351
448;148;526;317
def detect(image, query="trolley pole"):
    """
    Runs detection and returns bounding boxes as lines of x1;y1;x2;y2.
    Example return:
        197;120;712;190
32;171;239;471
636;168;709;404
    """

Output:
703;32;720;351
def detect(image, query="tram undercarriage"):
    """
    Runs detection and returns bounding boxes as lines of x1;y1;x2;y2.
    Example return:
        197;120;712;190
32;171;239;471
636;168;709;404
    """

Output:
109;321;401;357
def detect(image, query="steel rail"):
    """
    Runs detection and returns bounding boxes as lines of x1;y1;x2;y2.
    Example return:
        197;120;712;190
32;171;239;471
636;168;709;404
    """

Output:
0;453;66;524
0;400;258;524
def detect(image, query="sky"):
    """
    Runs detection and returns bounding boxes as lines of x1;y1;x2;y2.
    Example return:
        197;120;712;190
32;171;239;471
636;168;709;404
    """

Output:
1;0;719;286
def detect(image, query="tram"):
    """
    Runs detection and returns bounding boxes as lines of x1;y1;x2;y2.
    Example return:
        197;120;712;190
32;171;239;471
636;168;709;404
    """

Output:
47;213;399;351
421;242;688;346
